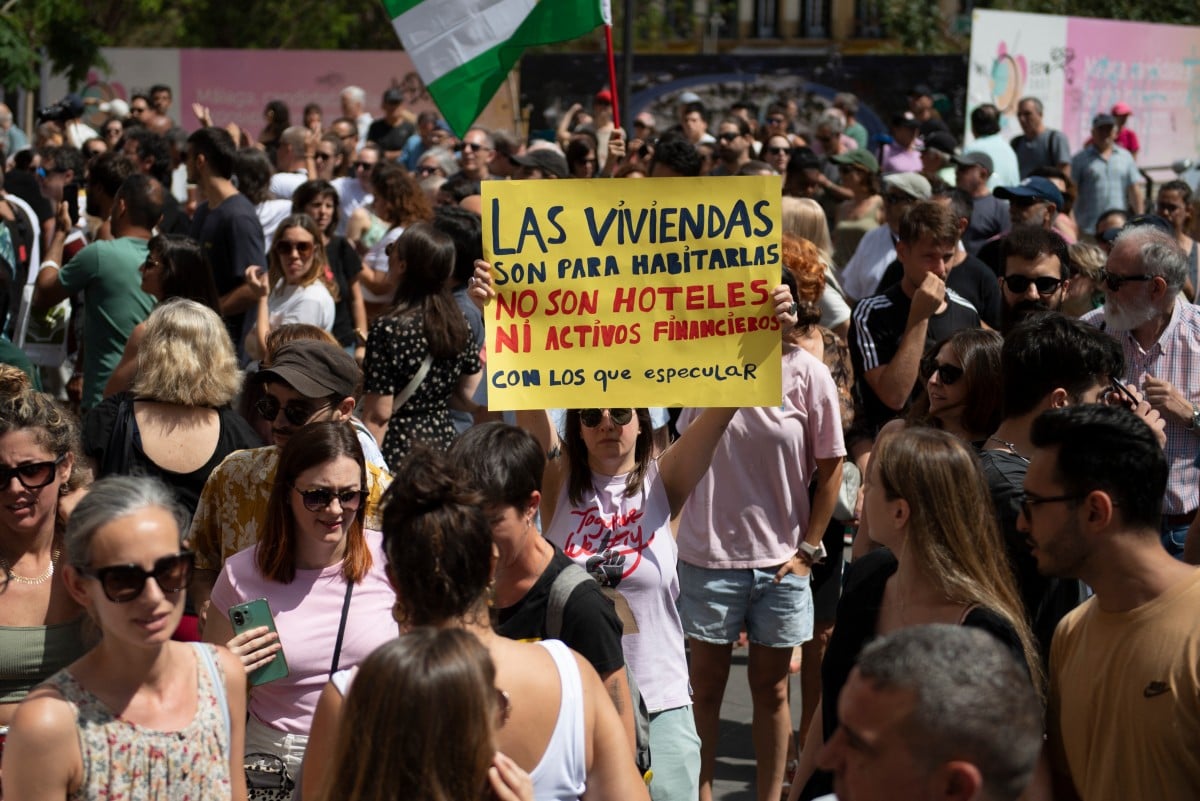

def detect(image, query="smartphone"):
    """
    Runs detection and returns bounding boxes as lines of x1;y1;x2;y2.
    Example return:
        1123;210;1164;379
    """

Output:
229;598;289;686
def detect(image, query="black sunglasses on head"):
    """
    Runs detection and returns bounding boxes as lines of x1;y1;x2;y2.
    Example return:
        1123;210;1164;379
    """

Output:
578;408;635;427
1001;275;1064;295
0;454;66;490
79;551;194;603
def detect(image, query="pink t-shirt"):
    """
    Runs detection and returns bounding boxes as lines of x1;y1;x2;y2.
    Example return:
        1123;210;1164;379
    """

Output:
210;529;398;734
676;346;846;569
545;463;690;713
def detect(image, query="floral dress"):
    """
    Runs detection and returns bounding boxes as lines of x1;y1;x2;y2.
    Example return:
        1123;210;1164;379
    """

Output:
363;310;481;466
43;643;231;801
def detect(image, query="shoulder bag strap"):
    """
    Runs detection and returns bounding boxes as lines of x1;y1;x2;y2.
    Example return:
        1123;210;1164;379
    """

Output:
545;562;594;640
391;353;434;415
330;578;354;676
194;643;231;760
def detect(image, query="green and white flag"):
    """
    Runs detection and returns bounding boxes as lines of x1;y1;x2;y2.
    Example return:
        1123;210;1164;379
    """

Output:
385;0;610;136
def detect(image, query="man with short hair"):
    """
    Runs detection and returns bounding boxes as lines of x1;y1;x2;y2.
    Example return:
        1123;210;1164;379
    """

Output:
340;85;372;146
189;340;391;619
458;127;495;181
818;624;1043;801
850;200;981;434
1071;113;1144;235
840;173;932;302
980;314;1134;659
711;117;752;176
329;116;360;155
332;143;378;235
648;134;701;178
1082;227;1200;557
186;126;267;343
121;127;190;234
367;88;416;161
1011;97;1071;179
32;172;160;410
920;129;957;188
1021;404;1200;801
954;151;1007;255
681;102;713;145
965;104;1020;190
998;225;1071;332
149;84;173;120
128;93;152;124
400;110;439;171
268;125;312;200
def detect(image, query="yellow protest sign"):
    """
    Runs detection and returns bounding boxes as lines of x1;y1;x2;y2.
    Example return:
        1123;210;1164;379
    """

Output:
481;176;783;410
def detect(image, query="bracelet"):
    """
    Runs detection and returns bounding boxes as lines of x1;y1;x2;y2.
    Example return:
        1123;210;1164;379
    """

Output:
41;259;60;272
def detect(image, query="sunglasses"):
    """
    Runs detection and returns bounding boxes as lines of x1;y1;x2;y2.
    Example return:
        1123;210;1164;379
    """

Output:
84;149;106;159
458;142;490;152
717;132;740;142
416;165;442;176
275;240;314;258
1001;275;1064;295
314;152;332;162
79;551;194;604
0;454;66;490
293;486;365;513
1105;376;1140;409
354;161;374;171
1098;270;1153;291
923;360;964;386
579;408;635;427
883;193;915;205
765;146;791;155
255;395;328;427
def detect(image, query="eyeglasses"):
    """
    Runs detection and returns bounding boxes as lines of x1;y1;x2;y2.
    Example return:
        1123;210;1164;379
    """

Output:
717;132;739;142
765;146;791;156
1105;376;1140;409
1001;275;1064;295
416;165;443;176
1098;270;1153;291
353;161;374;171
293;486;365;513
313;152;332;162
1019;492;1085;519
459;142;491;152
579;408;634;427
274;240;314;258
255;395;329;427
923;361;964;386
0;454;66;490
79;551;194;604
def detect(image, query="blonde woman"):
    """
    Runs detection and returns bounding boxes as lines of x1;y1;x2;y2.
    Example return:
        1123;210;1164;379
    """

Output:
246;214;338;361
781;197;851;339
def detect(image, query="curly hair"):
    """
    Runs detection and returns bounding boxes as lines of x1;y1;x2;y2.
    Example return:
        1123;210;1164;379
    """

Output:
371;161;434;227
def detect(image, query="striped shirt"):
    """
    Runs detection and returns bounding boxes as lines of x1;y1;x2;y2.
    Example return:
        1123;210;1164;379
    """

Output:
1083;299;1200;515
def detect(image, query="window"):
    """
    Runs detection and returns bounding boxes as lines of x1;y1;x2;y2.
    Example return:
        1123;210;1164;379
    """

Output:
855;0;886;38
801;0;830;38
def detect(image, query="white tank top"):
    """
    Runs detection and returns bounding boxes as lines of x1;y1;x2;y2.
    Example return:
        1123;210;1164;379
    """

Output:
530;639;588;801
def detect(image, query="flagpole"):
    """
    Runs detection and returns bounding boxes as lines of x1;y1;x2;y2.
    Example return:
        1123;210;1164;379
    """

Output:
604;23;620;127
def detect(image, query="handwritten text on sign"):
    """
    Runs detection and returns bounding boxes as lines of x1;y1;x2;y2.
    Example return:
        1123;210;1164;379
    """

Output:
481;176;783;409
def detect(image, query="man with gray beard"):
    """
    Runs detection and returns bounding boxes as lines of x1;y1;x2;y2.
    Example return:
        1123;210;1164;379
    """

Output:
1083;226;1200;557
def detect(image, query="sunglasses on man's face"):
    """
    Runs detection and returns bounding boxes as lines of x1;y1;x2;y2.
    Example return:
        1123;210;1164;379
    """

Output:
293;486;365;513
0;454;66;490
765;146;792;156
79;551;194;604
578;408;635;427
255;395;329;427
1098;270;1153;292
1001;275;1064;295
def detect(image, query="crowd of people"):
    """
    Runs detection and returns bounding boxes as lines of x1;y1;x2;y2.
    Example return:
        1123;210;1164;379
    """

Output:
0;78;1198;801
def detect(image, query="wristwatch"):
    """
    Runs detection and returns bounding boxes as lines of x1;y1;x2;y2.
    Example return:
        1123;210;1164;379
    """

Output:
799;541;827;563
1189;404;1200;431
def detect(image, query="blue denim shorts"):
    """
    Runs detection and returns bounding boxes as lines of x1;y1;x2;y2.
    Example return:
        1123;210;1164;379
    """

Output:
677;561;814;648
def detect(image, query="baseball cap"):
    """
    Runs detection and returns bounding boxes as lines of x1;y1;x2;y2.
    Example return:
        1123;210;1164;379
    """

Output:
830;149;880;173
923;130;958;157
891;112;920;129
595;89;613;106
382;87;404;105
257;341;361;400
1111;102;1133;117
953;151;994;173
1092;113;1117;128
882;172;932;200
994;176;1065;210
1124;214;1174;236
510;148;569;178
678;91;702;105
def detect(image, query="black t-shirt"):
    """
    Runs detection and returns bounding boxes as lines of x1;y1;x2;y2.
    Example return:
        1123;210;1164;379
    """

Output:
495;545;626;677
367;119;416;152
82;393;263;516
190;194;265;342
799;547;1026;801
963;195;1009;256
159;191;191;237
978;448;1086;665
326;236;364;346
874;255;1001;330
848;283;981;434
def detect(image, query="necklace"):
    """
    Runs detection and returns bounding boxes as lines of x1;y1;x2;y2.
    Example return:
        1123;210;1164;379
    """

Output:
987;436;1029;462
0;548;61;585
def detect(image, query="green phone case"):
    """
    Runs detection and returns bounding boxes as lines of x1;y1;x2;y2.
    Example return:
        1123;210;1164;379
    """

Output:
229;598;290;686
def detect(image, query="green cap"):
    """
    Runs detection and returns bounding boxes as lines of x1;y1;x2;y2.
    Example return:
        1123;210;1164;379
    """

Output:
830;149;880;173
